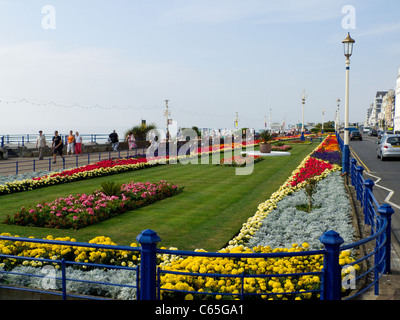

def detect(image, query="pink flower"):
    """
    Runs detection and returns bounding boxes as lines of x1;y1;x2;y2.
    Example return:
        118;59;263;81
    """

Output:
73;216;78;220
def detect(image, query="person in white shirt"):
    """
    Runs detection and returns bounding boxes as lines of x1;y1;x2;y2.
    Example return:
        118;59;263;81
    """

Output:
75;131;83;155
36;130;46;160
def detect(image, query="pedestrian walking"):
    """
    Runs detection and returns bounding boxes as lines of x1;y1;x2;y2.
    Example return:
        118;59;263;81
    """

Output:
67;130;75;155
75;131;83;155
36;130;46;160
52;130;64;163
109;130;119;152
126;131;137;150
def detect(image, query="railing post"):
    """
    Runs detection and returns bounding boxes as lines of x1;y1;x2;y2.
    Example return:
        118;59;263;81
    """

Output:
355;166;364;201
137;229;161;300
61;258;67;300
363;179;374;225
378;204;395;274
350;159;357;186
320;230;344;300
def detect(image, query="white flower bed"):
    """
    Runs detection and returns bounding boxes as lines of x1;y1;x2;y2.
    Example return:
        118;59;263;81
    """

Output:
0;170;61;186
247;171;355;250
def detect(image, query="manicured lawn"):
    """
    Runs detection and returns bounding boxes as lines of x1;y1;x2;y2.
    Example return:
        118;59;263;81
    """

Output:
0;143;317;251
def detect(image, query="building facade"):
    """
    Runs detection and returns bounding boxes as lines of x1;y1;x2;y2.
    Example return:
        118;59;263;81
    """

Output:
394;68;400;133
368;91;388;128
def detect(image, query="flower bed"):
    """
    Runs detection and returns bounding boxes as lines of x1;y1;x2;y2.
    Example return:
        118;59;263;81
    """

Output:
0;143;246;196
218;155;263;167
3;180;183;229
228;135;341;247
0;158;154;196
247;172;354;249
309;135;341;165
0;135;356;300
271;145;292;151
155;136;352;300
286;157;335;187
31;158;148;181
0;234;139;299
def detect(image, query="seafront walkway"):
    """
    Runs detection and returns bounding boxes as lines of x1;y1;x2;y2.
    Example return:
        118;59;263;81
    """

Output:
0;144;147;176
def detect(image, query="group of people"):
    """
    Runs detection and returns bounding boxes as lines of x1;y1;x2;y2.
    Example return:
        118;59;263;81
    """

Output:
108;130;137;152
36;130;83;163
35;130;137;163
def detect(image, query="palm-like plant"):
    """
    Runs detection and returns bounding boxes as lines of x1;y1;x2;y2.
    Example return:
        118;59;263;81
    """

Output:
99;181;122;197
259;130;272;143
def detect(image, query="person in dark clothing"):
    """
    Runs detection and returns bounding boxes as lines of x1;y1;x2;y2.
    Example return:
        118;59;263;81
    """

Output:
109;130;119;151
52;130;64;163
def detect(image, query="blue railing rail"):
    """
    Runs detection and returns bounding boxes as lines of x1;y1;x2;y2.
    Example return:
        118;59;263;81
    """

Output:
1;134;110;148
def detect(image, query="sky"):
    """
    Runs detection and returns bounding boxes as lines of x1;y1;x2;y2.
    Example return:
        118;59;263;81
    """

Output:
0;0;400;136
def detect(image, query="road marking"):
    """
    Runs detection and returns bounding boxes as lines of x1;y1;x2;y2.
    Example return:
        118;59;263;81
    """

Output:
350;146;399;210
365;172;400;210
350;146;371;173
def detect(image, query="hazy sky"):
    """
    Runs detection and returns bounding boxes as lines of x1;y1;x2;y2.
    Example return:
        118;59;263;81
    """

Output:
0;0;400;135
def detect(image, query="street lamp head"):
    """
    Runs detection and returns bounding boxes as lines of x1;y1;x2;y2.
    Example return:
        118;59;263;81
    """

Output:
342;32;355;58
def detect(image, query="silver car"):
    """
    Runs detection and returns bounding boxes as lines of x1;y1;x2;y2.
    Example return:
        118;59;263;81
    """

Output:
377;134;400;161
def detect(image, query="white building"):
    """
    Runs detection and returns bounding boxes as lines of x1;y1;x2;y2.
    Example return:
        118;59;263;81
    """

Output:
369;91;388;128
394;67;400;133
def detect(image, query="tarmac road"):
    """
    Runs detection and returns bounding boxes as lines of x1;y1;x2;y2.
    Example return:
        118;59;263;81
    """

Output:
348;134;400;245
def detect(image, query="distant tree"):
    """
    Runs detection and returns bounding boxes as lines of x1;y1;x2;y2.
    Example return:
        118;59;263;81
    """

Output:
126;123;157;141
315;121;335;132
191;126;201;137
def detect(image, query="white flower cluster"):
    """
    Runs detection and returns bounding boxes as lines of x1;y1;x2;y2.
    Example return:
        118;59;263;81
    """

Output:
247;172;354;249
0;169;64;186
0;265;137;300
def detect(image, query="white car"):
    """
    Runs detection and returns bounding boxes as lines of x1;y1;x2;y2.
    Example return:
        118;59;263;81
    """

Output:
377;134;400;161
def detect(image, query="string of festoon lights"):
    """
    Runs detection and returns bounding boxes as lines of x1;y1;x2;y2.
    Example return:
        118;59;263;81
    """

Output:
0;96;262;122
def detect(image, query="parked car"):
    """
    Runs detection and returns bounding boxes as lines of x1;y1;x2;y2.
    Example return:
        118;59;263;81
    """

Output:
377;134;400;161
349;130;362;141
377;130;393;139
368;129;377;136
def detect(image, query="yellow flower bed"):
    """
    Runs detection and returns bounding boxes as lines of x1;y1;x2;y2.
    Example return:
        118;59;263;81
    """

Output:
158;244;358;300
0;233;140;270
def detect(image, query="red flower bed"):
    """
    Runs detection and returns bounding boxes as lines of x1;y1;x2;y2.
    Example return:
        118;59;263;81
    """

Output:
32;158;148;181
288;157;334;187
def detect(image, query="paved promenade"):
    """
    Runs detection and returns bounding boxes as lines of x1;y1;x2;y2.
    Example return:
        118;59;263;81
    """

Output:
355;239;400;300
0;145;147;176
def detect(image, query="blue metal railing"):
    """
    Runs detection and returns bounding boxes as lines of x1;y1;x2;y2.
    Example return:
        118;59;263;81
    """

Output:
0;235;141;300
1;133;110;148
337;132;395;299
